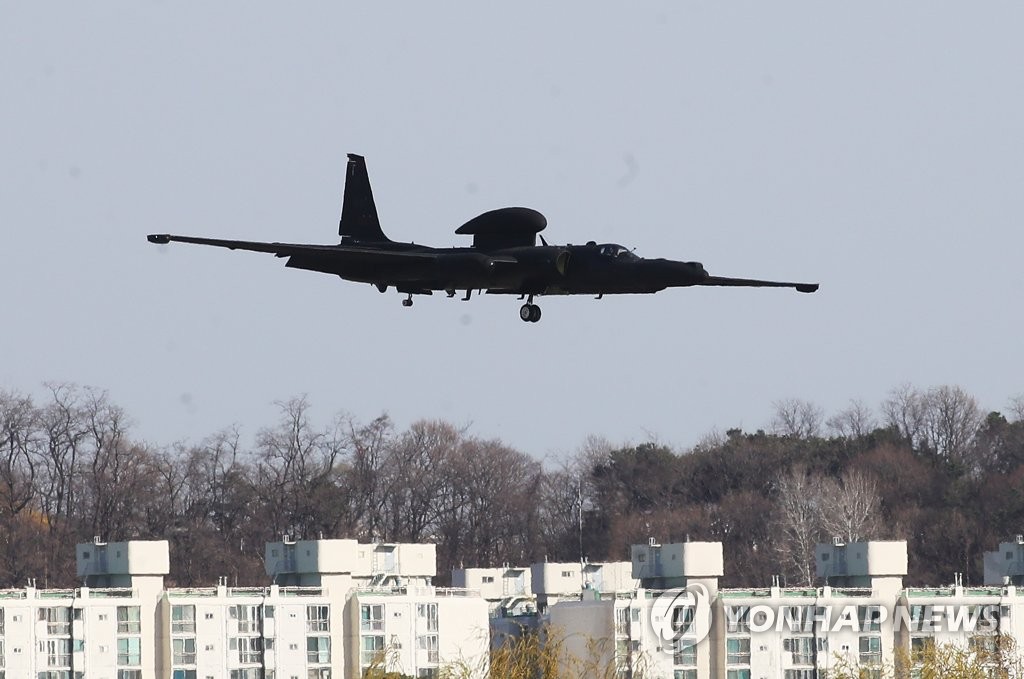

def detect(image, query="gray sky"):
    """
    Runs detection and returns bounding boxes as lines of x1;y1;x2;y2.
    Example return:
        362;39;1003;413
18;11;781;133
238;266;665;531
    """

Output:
2;2;1022;460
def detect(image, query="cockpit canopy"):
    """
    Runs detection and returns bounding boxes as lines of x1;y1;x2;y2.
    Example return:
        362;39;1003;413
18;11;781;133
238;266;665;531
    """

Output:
597;243;638;260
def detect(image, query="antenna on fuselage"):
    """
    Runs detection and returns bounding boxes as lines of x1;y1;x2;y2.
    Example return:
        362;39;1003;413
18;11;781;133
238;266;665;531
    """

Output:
539;234;549;246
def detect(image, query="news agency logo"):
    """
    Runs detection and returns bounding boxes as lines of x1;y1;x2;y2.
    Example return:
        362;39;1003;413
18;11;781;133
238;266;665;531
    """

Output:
651;583;712;651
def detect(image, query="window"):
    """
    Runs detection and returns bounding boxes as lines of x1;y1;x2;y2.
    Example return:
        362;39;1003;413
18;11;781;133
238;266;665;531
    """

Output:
561;571;573;578
307;636;330;664
361;604;384;632
40;608;72;635
673;639;696;666
859;606;882;633
910;635;933;663
229;636;263;664
418;635;439;663
783;637;814;665
361;636;384;665
782;606;814;633
117;637;142;666
417;603;438;632
173;672;197;679
1;639;4;667
0;609;3;634
173;637;197;664
117;670;142;679
482;576;494;583
264;606;274;619
726;671;751;679
229;671;264;679
417;670;437;679
726;606;750;633
230;605;262;634
47;639;72;667
674;672;697;679
306;605;329;633
784;671;817;679
859;636;882;665
117;607;142;634
172;605;196;634
672;606;695;633
614;607;629;635
726;637;750;665
307;670;331;679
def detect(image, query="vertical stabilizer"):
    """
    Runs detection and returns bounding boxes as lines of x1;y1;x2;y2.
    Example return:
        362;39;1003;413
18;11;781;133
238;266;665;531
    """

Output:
339;154;390;242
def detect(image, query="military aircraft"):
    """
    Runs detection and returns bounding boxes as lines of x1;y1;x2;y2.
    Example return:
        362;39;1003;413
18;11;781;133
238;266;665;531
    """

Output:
148;154;818;322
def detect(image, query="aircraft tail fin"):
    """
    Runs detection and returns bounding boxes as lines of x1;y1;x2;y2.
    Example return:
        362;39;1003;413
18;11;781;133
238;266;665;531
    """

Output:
339;154;390;243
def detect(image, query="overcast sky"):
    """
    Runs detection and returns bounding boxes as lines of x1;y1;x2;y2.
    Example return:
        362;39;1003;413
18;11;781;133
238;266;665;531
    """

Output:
2;2;1021;460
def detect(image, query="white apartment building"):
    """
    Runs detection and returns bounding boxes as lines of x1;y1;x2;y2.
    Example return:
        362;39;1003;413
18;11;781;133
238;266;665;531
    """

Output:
345;586;489;678
531;560;638;612
549;541;723;679
0;537;489;679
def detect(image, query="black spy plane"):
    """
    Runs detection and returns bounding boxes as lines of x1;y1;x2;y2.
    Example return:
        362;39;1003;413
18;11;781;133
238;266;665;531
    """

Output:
148;154;818;322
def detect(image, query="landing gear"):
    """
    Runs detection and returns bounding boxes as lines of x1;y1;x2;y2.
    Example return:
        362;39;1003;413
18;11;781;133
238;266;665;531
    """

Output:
519;304;541;322
402;294;413;308
519;294;542;323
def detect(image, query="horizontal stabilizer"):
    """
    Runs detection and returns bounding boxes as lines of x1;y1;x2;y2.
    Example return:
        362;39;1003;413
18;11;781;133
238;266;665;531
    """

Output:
701;275;819;293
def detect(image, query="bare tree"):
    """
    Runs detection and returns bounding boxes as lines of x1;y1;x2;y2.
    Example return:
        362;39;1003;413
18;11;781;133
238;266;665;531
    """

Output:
921;385;983;463
345;413;395;541
1009;395;1024;423
772;398;825;439
882;383;928;448
773;466;823;586
817;470;881;543
826;400;877;439
252;397;345;541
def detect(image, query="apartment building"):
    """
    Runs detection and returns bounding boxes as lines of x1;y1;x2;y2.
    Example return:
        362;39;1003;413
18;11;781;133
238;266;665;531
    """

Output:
541;537;1024;679
0;538;488;679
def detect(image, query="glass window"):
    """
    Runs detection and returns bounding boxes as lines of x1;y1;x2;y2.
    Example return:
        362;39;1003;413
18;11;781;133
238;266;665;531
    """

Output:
726;637;750;665
418;634;439;663
116;637;141;666
306;636;330;664
172;671;197;679
726;671;751;679
47;639;72;667
40;608;72;636
172;637;196;665
361;604;384;632
231;605;262;634
417;603;438;632
171;605;196;634
859;606;882;633
306;605;329;633
673;639;696;667
117;607;141;634
859;636;882;665
361;636;384;666
726;606;750;633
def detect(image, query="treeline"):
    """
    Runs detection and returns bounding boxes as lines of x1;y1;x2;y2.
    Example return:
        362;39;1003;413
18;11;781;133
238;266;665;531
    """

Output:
1;383;1022;589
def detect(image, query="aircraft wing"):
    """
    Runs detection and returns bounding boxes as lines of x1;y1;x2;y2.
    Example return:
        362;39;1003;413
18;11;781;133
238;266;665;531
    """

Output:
699;275;819;293
146;234;438;263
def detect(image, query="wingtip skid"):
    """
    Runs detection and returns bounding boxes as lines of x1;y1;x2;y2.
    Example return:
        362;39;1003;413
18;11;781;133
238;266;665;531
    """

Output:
147;234;171;244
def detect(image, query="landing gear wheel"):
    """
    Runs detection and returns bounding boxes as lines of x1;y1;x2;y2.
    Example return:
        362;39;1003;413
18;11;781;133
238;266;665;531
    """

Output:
402;297;413;308
520;304;542;323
